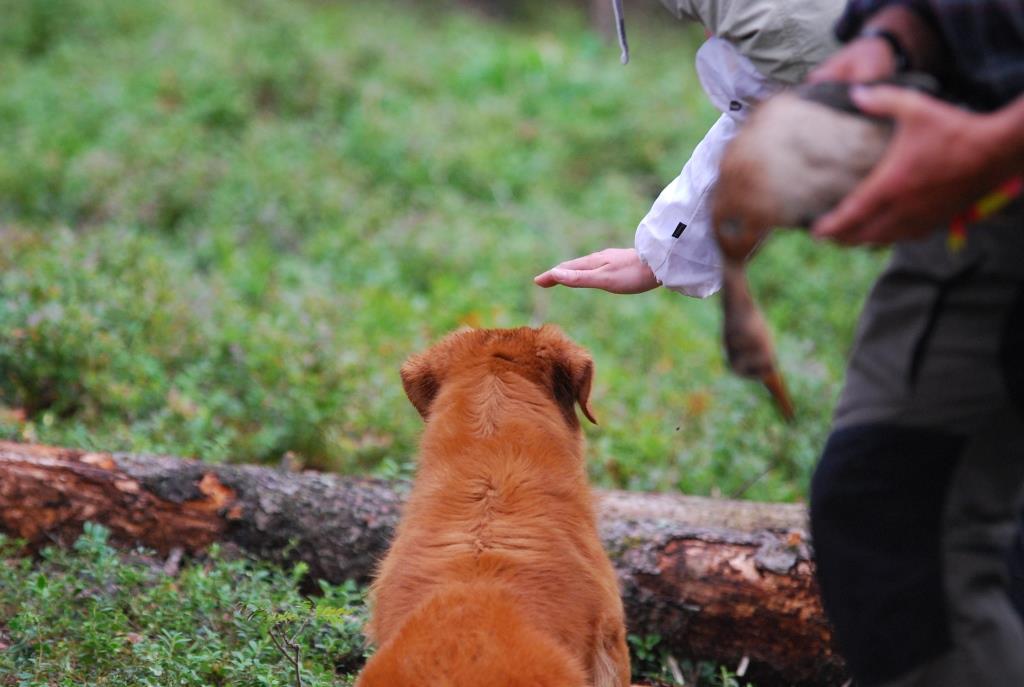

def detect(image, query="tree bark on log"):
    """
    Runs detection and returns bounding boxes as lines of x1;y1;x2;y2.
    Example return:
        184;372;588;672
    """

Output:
0;441;846;685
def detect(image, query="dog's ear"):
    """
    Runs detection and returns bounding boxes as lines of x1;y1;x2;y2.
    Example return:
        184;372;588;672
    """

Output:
554;354;596;427
400;329;480;420
400;354;439;420
540;327;597;427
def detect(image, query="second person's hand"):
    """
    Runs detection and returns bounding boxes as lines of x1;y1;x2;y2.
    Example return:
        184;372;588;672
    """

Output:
534;248;659;294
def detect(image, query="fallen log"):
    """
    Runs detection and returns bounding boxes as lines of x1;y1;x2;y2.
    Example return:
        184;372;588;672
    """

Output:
0;441;846;685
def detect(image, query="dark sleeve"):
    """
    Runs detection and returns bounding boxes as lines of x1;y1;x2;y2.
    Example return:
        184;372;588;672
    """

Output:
834;0;936;41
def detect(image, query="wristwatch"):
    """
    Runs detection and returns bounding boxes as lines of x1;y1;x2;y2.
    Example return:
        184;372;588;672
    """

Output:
859;27;912;72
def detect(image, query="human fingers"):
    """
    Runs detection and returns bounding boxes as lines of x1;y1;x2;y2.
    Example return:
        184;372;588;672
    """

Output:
817;205;900;246
812;163;897;243
533;266;609;290
552;250;612;271
849;84;924;119
534;252;607;285
807;38;896;84
533;269;561;288
806;56;858;83
810;87;920;242
534;251;607;288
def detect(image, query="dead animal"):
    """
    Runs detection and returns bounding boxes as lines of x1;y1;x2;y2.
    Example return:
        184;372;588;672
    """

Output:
711;77;935;420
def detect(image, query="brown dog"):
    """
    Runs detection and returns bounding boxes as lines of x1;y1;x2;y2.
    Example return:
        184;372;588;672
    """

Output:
356;326;631;687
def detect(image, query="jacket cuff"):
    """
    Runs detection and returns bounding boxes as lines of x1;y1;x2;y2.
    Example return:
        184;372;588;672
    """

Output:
635;220;723;299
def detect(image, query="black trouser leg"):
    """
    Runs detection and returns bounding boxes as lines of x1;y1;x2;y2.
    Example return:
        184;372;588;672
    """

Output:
811;418;1024;687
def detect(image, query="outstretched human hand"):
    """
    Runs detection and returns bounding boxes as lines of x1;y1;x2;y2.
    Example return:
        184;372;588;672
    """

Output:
534;248;659;294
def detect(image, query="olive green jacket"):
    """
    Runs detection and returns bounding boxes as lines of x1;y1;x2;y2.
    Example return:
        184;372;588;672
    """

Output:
658;0;844;83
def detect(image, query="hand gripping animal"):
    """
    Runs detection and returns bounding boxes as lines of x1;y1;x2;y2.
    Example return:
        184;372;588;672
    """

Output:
711;76;937;420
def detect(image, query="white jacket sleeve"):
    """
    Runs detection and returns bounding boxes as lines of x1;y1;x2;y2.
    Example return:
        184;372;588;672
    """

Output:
635;38;784;299
634;114;736;299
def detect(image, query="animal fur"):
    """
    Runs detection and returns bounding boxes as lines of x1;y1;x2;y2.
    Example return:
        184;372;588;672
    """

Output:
713;90;891;247
356;326;631;687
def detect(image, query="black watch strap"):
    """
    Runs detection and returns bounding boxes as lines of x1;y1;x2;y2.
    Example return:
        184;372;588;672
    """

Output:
860;27;912;72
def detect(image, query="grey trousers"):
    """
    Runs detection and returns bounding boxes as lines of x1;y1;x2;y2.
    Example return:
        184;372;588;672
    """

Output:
810;221;1024;687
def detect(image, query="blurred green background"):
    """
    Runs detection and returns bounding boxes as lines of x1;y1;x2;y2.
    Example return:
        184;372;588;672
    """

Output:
0;0;886;502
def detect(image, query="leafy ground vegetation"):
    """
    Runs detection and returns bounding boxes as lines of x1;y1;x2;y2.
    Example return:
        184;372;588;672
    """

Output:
0;526;750;686
0;526;366;686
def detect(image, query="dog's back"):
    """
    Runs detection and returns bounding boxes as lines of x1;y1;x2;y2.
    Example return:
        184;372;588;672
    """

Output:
356;326;630;687
357;581;588;686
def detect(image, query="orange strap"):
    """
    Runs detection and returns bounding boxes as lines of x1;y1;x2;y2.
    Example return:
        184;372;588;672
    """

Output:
948;176;1023;253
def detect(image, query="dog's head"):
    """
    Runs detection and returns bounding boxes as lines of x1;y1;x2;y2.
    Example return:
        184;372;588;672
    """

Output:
400;325;596;429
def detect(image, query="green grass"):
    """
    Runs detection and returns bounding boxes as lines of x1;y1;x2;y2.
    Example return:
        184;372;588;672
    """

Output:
0;525;367;686
0;0;886;503
0;526;750;686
